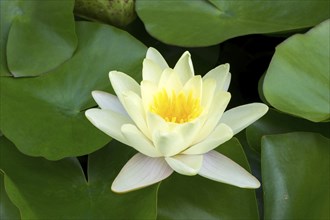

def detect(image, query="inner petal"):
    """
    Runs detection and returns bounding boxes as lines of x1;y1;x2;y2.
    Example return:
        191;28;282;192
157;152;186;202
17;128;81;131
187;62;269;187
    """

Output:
149;88;203;124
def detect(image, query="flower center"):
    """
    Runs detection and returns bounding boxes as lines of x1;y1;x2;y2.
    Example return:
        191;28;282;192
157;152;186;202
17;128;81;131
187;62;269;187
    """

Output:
149;88;203;123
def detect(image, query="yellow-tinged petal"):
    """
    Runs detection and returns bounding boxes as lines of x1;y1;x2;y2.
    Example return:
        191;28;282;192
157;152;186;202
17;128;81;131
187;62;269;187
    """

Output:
121;124;162;157
146;47;169;70
165;154;203;176
181;75;202;101
201;78;217;111
219;103;269;135
193;91;231;144
142;59;163;83
112;153;173;193
183;123;233;155
203;63;231;91
199;150;260;188
174;51;194;84
158;68;183;93
141;80;158;112
85;109;132;145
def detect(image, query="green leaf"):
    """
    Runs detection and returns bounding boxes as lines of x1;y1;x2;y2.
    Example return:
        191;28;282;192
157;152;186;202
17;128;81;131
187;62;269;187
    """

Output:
1;0;77;77
0;173;21;220
0;136;158;219
0;21;146;160
136;0;329;46
261;132;330;220
263;20;330;122
157;138;259;220
246;109;330;153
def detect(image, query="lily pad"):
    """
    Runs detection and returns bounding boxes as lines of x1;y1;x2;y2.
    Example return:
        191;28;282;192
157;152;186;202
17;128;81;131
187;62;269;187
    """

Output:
263;20;330;122
157;138;259;219
246;109;330;153
261;132;330;219
1;0;77;77
136;0;329;46
0;136;158;219
0;173;21;220
0;21;146;160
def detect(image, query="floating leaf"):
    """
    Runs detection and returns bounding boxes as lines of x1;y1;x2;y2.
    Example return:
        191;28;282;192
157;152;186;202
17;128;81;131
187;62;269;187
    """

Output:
263;20;330;122
2;0;77;77
262;132;330;219
157;138;259;220
0;173;21;220
0;137;158;219
136;0;329;46
0;21;146;160
246;109;330;153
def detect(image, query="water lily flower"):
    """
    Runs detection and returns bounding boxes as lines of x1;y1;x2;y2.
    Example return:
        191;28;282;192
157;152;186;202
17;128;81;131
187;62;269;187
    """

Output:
85;47;268;193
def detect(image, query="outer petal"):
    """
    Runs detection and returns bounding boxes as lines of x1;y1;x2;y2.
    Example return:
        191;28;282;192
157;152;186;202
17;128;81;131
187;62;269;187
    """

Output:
142;59;163;84
201;78;217;111
111;153;173;193
174;51;194;84
122;91;151;139
219;103;269;135
85;109;132;145
146;47;169;70
199;150;260;188
109;71;140;105
91;91;127;115
183;123;233;155
121;124;162;157
165;154;203;176
203;63;231;91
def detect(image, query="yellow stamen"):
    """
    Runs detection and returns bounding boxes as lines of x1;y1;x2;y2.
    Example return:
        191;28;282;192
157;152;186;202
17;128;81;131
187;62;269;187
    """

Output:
150;88;203;123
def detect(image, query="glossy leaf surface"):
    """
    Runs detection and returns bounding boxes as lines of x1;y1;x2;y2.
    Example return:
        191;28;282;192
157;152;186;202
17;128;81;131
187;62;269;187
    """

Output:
262;132;329;220
263;20;330;122
136;0;329;46
0;137;158;219
2;0;77;77
0;21;146;160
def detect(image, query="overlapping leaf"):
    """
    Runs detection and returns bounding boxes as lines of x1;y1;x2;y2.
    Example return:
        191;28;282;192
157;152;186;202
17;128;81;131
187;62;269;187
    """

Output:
1;0;77;77
158;138;259;220
0;137;158;219
0;21;146;160
136;0;329;46
261;132;329;219
263;20;330;122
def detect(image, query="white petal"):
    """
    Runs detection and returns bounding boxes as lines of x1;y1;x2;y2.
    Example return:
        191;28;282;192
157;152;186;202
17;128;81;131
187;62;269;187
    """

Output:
109;71;140;105
91;91;127;115
153;130;184;157
158;68;183;93
85;109;131;145
121;124;162;157
142;59;163;83
165;154;203;176
146;47;169;70
219;103;269;135
193;91;231;144
203;63;231;91
183;123;233;155
152;119;202;157
141;80;158;112
181;75;202;100
174;51;194;84
122;91;151;139
199;150;260;188
111;153;173;193
201;78;217;111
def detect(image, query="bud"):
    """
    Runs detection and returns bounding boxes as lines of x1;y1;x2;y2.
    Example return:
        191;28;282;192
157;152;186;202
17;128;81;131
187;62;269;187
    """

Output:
74;0;136;27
